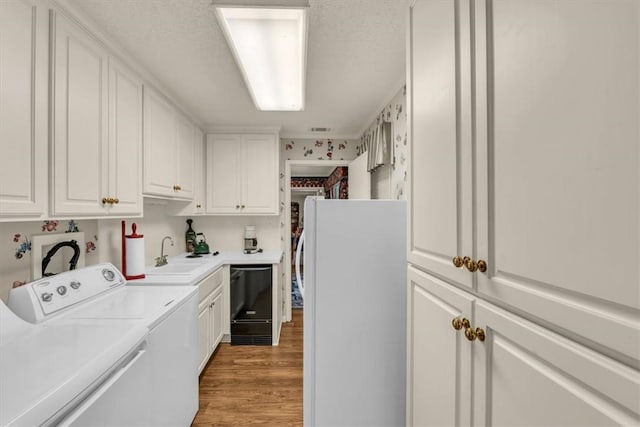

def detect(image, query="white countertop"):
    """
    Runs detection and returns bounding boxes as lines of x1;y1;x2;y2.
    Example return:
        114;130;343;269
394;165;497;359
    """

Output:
127;251;283;286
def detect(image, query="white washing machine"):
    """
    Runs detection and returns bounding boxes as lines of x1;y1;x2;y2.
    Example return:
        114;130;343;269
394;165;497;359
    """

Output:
7;263;199;426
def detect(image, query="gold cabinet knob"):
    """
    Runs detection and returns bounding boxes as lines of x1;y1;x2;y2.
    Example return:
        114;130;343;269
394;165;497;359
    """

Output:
196;204;201;208
465;259;478;272
452;256;464;268
452;317;470;330
241;204;245;209
236;205;240;209
464;327;477;341
465;327;486;342
114;198;119;204
477;260;487;273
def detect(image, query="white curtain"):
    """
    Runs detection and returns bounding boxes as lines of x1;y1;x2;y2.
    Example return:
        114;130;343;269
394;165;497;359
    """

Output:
367;121;392;172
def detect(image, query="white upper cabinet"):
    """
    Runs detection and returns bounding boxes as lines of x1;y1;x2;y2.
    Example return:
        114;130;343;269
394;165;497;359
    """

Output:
473;0;640;363
206;133;279;215
175;127;205;216
242;134;279;214
143;87;195;200
408;0;640;363
176;115;196;200
0;0;48;220
144;88;178;197
51;11;109;216
106;58;143;216
50;11;143;217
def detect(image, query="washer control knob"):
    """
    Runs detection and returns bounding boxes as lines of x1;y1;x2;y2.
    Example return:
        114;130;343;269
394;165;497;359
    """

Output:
41;292;53;302
56;286;67;296
102;269;115;281
70;280;81;290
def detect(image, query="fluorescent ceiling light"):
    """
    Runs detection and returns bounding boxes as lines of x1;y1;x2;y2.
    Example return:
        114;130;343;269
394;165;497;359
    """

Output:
215;5;308;111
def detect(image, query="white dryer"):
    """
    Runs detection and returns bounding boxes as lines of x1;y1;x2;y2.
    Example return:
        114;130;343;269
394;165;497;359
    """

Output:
0;300;147;426
8;263;199;426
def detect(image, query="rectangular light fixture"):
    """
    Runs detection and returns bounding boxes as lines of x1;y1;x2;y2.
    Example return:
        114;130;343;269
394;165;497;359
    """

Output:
214;3;309;111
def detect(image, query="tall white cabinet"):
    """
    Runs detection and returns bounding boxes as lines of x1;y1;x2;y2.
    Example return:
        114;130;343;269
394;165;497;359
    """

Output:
0;0;48;220
406;0;640;425
206;133;279;215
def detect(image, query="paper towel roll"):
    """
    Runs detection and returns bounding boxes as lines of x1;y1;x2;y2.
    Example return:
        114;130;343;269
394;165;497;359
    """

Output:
125;237;145;277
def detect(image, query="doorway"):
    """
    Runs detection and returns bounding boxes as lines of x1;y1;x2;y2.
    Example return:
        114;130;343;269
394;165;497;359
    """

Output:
283;160;350;320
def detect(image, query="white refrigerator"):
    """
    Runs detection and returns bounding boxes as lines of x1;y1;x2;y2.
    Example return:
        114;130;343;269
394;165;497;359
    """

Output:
295;199;406;426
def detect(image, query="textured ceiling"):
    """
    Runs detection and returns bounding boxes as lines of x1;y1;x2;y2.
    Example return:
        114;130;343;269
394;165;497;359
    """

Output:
67;0;410;138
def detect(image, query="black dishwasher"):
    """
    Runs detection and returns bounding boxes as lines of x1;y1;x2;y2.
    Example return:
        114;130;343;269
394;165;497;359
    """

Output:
230;264;272;345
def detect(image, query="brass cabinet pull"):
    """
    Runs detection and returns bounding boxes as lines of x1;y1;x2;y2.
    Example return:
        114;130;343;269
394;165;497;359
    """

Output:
235;205;240;209
177;185;182;191
196;204;201;208
102;197;108;204
241;204;246;209
454;256;488;273
465;327;486;342
102;197;117;205
173;185;182;191
114;198;119;204
452;317;470;330
465;259;478;272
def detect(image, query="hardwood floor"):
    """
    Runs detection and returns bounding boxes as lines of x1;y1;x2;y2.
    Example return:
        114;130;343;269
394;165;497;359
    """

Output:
192;310;303;426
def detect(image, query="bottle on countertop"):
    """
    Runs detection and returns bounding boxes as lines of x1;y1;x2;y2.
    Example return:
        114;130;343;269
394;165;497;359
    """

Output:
186;219;196;253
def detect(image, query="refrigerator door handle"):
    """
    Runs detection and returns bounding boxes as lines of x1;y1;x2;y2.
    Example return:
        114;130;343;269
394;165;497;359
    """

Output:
295;229;305;300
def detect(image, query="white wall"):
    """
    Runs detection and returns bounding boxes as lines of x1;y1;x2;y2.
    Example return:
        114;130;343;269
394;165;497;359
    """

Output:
358;85;407;200
97;202;184;270
371;164;391;199
97;202;282;271
0;219;99;302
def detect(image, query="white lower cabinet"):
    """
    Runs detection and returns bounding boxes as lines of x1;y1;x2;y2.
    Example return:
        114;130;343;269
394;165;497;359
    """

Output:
408;266;640;426
197;267;224;374
407;267;473;426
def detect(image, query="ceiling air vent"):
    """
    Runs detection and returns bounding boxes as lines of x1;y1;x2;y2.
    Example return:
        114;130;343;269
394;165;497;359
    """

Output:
310;127;331;132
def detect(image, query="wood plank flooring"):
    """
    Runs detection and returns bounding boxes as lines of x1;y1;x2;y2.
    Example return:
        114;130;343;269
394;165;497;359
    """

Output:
192;310;303;426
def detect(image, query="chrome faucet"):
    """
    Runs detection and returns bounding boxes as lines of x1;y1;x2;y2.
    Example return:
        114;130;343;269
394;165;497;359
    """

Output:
155;236;174;267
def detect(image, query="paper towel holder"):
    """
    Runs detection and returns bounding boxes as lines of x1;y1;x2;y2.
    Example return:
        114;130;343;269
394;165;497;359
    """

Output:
122;220;146;280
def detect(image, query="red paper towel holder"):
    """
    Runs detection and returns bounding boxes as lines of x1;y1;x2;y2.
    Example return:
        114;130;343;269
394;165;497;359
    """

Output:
122;220;145;280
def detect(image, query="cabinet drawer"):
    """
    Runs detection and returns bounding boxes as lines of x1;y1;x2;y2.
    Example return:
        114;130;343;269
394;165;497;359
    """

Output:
198;267;223;302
